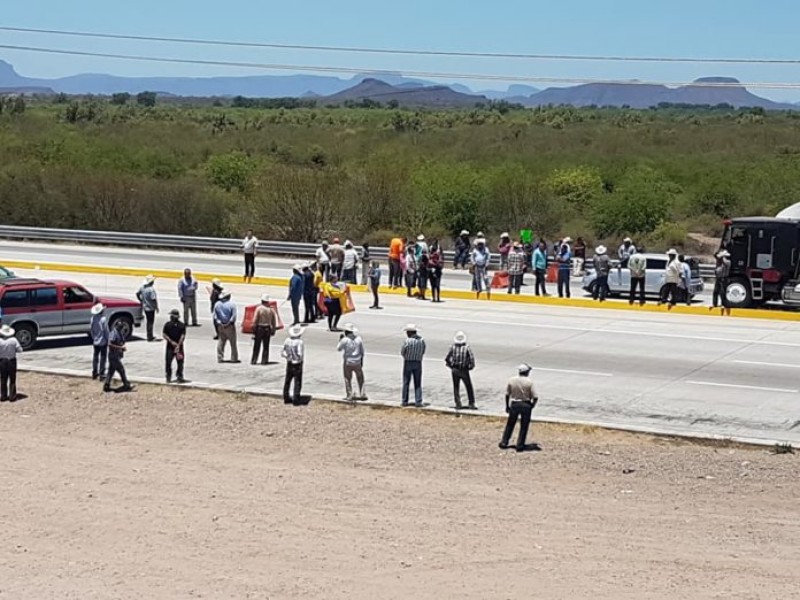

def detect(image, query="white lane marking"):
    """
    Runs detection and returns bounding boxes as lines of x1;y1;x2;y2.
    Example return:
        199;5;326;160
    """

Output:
734;360;800;369
684;380;798;394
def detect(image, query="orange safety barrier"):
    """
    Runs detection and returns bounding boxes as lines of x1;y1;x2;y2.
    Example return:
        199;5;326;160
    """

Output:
546;263;558;283
491;271;509;289
241;300;285;334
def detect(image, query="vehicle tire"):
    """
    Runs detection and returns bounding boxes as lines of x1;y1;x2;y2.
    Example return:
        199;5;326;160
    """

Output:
109;314;134;340
587;281;597;297
725;278;752;309
14;323;38;350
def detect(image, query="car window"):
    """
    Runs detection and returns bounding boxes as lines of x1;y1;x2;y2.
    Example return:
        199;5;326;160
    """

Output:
0;290;29;309
730;226;748;245
63;286;94;305
647;258;667;270
32;287;59;307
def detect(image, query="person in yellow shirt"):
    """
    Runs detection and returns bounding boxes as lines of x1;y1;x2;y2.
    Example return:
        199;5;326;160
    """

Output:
313;264;325;321
322;275;347;332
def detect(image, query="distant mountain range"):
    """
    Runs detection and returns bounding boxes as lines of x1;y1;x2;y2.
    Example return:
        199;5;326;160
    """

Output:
0;60;795;110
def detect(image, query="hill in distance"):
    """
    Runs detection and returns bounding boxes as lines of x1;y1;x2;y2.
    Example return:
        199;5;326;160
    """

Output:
323;78;486;107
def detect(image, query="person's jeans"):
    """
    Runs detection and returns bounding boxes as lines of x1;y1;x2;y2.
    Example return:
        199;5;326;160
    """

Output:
343;363;365;398
557;268;571;298
182;296;197;325
389;259;402;287
507;273;522;294
712;278;729;308
330;263;343;279
244;253;255;278
145;310;156;340
217;323;239;362
342;267;357;284
451;368;475;408
371;285;380;307
290;299;301;325
283;362;303;404
304;291;316;322
402;360;423;406
630;277;646;305
472;266;487;293
252;326;272;364
454;248;468;268
593;275;609;301
165;344;184;380
0;358;17;400
92;343;107;378
535;269;547;296
501;401;533;449
405;272;417;294
104;354;130;389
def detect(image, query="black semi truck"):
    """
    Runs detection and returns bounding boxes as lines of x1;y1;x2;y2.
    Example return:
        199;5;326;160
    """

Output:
720;217;800;308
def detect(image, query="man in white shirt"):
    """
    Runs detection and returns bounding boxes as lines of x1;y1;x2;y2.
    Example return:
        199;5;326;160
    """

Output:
337;323;366;401
316;241;330;281
241;229;258;283
499;364;539;452
342;241;359;284
0;324;23;402
281;324;305;405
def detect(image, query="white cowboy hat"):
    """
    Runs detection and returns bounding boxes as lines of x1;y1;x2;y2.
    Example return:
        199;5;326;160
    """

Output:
563;236;573;243
595;245;607;255
344;240;353;247
211;278;221;286
417;234;425;241
218;290;232;300
343;323;357;334
260;293;271;303
476;231;484;237
293;264;302;271
144;274;155;284
716;250;731;258
453;331;468;344
460;230;469;236
90;302;105;315
517;363;532;374
623;237;632;243
667;248;678;255
288;324;304;338
402;323;418;332
500;232;509;238
0;324;15;338
475;238;487;245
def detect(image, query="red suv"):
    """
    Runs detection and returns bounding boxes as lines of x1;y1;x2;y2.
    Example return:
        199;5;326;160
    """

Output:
0;278;144;349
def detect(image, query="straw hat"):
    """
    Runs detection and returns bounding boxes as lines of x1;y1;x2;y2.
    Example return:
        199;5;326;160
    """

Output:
0;324;15;338
288;324;304;338
144;274;155;284
453;331;468;344
90;302;105;315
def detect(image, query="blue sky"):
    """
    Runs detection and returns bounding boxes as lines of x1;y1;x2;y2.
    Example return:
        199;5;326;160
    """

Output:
2;0;800;100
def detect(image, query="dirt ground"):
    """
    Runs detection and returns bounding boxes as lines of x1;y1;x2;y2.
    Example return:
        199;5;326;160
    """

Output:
1;374;798;600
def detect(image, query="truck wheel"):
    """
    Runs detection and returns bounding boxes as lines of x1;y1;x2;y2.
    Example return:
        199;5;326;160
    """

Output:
14;323;38;350
109;315;134;340
725;278;752;309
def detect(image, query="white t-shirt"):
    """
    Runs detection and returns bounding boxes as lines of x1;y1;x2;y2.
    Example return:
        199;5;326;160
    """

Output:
343;248;359;269
316;247;330;264
242;236;258;254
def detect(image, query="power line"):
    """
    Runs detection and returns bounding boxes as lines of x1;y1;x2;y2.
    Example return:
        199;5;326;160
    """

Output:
3;43;800;90
3;25;800;66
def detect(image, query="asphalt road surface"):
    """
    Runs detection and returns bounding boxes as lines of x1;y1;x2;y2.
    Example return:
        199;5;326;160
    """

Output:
5;257;800;445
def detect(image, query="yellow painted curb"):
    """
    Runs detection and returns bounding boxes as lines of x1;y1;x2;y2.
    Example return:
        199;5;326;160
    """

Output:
5;259;800;322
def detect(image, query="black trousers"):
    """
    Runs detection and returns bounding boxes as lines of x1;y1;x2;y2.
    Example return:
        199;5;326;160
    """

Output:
105;354;130;388
557;268;571;298
244;253;255;278
535;269;547;296
92;343;107;378
501;401;533;449
283;362;303;404
389;259;402;287
252;326;272;364
712;278;729;308
326;299;342;330
165;344;184;380
430;270;442;301
629;276;646;305
145;310;156;340
593;275;609;301
660;282;679;305
342;267;357;284
371;284;380;307
303;291;316;322
290;298;301;325
0;358;17;400
508;273;523;294
451;368;475;407
330;263;343;279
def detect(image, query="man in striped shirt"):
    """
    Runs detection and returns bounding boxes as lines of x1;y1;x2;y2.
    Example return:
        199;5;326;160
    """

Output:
400;324;426;407
445;331;476;410
506;242;525;295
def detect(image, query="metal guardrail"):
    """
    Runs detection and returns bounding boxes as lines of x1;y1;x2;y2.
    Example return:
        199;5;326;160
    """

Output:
0;225;715;278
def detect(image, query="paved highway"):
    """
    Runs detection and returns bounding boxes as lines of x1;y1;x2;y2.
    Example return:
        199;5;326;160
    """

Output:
3;250;799;445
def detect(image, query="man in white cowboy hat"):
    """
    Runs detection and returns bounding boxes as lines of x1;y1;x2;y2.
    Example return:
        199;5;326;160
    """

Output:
659;249;682;308
281;324;305;405
207;278;224;340
342;241;359;284
454;230;471;269
213;289;240;363
178;268;200;327
136;274;159;341
627;247;647;306
415;234;428;260
445;331;476;410
400;324;426;407
499;364;539;452
337;323;366;401
163;308;187;384
617;237;636;268
90;302;109;380
252;293;278;365
592;245;611;302
711;249;732;315
0;324;23;402
104;319;133;393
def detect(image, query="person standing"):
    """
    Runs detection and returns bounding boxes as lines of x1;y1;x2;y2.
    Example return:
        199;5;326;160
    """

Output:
404;245;418;298
617;237;636;268
281;324;305;405
316;241;330;282
660;249;682;308
342;241;359;284
498;233;512;270
417;252;430;301
322;275;346;332
252;293;277;365
711;250;732;315
314;263;325;320
302;263;317;324
90;302;108;380
368;260;383;310
415;234;429;259
628;249;647;306
388;236;405;288
136;275;159;341
178;268;199;327
400;324;426;407
499;364;538;452
214;290;240;363
328;238;345;280
445;331;476;410
454;230;470;269
429;240;443;303
573;237;587;276
592;245;611;302
207;278;223;340
471;237;491;299
679;254;692;306
507;242;525;295
337;323;366;401
287;264;304;326
533;242;548;297
163;308;187;384
241;229;258;283
360;243;371;285
0;324;23;402
557;241;572;299
104;320;133;393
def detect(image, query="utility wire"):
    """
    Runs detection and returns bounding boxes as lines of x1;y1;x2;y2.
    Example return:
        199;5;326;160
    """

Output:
2;25;800;66
2;43;800;90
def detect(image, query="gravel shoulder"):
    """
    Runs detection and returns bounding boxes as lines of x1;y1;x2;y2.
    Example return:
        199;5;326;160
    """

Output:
1;373;798;600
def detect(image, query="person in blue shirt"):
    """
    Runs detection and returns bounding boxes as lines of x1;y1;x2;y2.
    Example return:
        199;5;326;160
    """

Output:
287;264;305;326
90;302;109;380
213;290;239;363
557;242;572;299
678;254;693;306
532;242;548;296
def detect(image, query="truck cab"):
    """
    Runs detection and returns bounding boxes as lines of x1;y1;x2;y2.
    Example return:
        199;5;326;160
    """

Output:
720;218;800;308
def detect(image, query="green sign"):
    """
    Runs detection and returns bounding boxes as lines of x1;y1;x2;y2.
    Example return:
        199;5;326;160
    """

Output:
519;229;533;243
